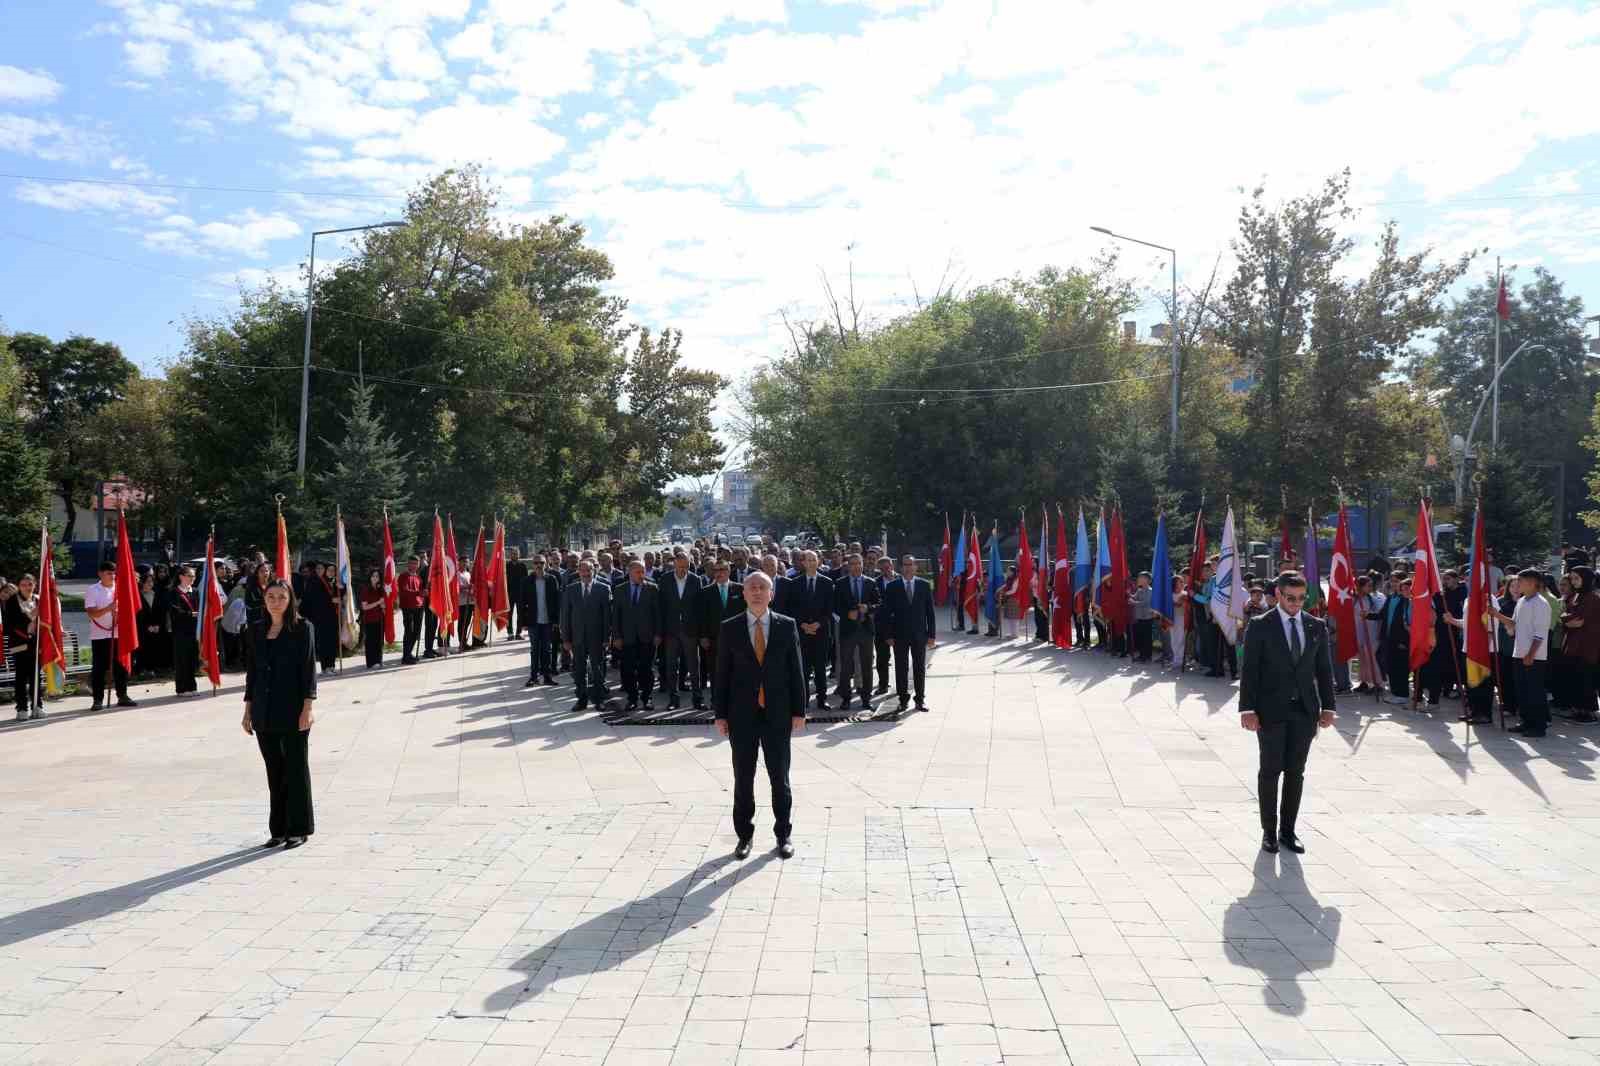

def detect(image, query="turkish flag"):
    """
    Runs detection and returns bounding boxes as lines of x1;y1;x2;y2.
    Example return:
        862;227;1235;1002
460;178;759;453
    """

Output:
1015;514;1034;615
1495;277;1510;320
199;532;225;688
34;524;66;672
1051;508;1072;647
113;510;142;673
1186;510;1207;633
490;521;510;631
963;515;981;623
427;513;451;629
445;516;460;627
470;521;489;640
1409;500;1443;673
1328;506;1359;665
381;512;398;643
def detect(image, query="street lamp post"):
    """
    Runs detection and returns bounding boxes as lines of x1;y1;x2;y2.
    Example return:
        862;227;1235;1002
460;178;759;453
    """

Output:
1454;339;1550;499
297;220;406;481
1091;225;1179;455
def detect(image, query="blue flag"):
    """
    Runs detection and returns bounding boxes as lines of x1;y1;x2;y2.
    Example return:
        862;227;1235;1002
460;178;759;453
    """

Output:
1073;508;1091;593
1150;514;1173;621
985;528;1004;624
1091;511;1109;606
953;518;968;580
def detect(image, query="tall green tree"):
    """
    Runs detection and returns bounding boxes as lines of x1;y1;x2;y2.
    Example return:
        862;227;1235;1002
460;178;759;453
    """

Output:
10;332;136;538
87;376;192;550
1478;452;1555;566
0;331;52;573
316;382;417;566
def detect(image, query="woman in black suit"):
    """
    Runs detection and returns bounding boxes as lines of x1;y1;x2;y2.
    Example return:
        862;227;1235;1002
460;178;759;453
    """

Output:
241;579;317;849
168;565;199;696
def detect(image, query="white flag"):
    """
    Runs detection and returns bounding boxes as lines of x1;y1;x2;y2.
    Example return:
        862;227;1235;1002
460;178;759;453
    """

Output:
1209;506;1248;644
335;512;360;649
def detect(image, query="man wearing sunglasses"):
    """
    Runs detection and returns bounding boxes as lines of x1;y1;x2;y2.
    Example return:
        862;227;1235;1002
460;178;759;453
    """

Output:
1239;570;1336;855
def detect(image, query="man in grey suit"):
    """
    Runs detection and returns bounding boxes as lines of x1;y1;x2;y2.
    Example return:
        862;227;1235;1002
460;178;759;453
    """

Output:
561;558;612;710
612;560;661;711
659;552;704;711
1240;570;1336;855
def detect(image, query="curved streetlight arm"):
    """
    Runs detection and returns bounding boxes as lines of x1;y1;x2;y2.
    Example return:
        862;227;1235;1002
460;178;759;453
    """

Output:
1463;340;1547;463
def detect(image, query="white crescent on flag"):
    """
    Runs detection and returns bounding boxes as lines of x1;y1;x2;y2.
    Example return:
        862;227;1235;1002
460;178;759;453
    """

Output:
1330;549;1353;604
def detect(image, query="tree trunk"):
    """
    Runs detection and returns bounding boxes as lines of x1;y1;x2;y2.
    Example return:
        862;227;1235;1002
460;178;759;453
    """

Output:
59;484;77;549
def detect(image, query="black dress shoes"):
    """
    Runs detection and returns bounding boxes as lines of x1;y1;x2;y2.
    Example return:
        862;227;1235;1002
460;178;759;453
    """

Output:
692;698;705;711
1261;834;1279;854
524;678;538;688
574;700;588;711
543;675;557;685
898;698;910;712
916;701;928;712
734;839;753;859
117;698;138;707
625;700;639;712
777;840;795;859
1279;833;1305;854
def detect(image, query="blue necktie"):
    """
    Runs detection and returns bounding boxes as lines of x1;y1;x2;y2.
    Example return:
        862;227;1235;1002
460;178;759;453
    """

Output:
632;584;639;606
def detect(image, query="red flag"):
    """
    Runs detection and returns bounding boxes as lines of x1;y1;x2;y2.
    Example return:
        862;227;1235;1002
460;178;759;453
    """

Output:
35;524;66;671
1108;508;1129;634
1328;506;1359;665
113;510;141;673
1409;500;1442;673
963;515;981;623
1279;513;1295;566
274;505;290;581
1051;506;1072;647
490;521;510;631
427;513;451;629
445;515;460;627
1186;508;1207;633
1465;502;1493;688
470;521;489;639
1016;512;1035;615
936;514;952;606
199;532;225;688
381;511;398;643
1495;277;1510;320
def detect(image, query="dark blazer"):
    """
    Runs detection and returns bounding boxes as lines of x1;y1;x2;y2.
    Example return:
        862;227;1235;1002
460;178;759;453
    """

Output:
244;621;318;733
168;585;199;641
698;580;745;636
560;578;612;651
882;576;936;644
1239;609;1335;723
517;572;561;626
2;596;37;656
1376;594;1410;650
612;579;662;644
714;610;807;723
833;570;880;637
659;570;703;638
776;571;833;629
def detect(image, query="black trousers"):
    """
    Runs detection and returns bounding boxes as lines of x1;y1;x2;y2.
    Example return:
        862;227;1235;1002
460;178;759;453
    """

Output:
620;641;654;700
729;717;792;842
402;607;423;661
1385;643;1410;699
874;632;891;689
256;730;313;838
699;638;717;691
363;621;383;667
572;644;606;704
90;639;130;704
798;631;828;705
1256;710;1317;837
1132;619;1154;660
1516;659;1549;733
457;605;476;648
12;645;36;712
173;634;198;694
663;630;699;696
528;622;554;678
1074;610;1090;647
423;609;438;655
1034;605;1049;641
835;630;874;701
893;639;927;703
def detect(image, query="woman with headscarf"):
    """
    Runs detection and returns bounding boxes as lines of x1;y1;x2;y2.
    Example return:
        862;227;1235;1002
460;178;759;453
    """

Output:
1560;564;1600;724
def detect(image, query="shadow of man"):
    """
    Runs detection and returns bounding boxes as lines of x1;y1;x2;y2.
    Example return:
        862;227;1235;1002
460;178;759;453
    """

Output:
1220;851;1341;1016
482;852;775;1016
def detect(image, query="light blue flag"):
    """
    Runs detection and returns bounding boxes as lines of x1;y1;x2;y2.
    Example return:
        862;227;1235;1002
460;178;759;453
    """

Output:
953;517;968;580
1091;511;1109;606
985;528;1004;624
1150;514;1173;621
1073;508;1091;593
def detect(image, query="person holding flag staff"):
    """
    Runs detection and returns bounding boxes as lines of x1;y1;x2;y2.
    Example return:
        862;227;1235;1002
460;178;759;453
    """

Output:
360;569;387;668
3;572;40;720
168;565;200;696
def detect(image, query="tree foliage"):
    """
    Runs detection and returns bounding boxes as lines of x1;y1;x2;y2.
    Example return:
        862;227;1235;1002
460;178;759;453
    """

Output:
317;382;417;564
0;331;52;574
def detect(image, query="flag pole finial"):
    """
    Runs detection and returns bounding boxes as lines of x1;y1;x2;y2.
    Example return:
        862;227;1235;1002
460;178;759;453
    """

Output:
274;493;284;513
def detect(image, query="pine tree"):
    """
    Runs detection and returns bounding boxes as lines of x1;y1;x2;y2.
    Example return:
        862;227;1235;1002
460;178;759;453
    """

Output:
1478;452;1553;569
317;383;417;568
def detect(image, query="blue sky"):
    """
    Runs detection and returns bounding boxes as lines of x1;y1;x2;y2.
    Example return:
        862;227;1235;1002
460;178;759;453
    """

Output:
2;0;1599;383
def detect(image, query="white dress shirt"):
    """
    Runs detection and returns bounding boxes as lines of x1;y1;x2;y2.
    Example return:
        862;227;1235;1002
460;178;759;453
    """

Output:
1277;605;1305;656
746;609;769;649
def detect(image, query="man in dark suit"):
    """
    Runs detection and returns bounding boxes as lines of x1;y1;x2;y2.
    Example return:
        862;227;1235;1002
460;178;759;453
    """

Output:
714;570;806;860
560;559;612;710
833;553;880;710
1240;570;1336;855
505;548;528;639
659;552;703;710
698;560;744;694
776;550;833;711
519;555;561;686
872;555;895;695
612;560;661;711
883;554;937;711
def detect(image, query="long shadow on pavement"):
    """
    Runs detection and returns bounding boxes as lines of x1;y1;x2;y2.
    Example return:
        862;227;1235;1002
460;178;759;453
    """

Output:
1221;850;1341;1017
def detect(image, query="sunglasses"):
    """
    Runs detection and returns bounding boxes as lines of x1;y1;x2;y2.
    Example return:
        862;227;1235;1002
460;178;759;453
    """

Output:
1279;592;1306;604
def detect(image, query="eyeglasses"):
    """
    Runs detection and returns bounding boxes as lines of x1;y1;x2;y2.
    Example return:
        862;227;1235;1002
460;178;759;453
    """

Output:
1279;592;1306;604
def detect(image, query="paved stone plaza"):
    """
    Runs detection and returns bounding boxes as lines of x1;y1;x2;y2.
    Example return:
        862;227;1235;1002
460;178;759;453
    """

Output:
2;633;1599;1065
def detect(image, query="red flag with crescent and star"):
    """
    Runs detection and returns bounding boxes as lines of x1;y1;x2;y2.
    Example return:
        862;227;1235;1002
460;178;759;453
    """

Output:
1328;505;1359;664
936;514;951;606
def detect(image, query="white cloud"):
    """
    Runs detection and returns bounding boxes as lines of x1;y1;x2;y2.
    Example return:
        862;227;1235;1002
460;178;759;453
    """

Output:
0;65;62;102
144;208;302;258
0;113;111;161
14;180;174;214
124;40;171;78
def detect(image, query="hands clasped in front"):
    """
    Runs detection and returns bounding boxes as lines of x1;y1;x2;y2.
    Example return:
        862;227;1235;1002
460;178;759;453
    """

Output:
1239;710;1333;731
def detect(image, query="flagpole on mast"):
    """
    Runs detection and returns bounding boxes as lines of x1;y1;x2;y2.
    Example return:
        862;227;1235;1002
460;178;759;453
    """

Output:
335;504;344;676
1492;256;1501;453
35;519;47;719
